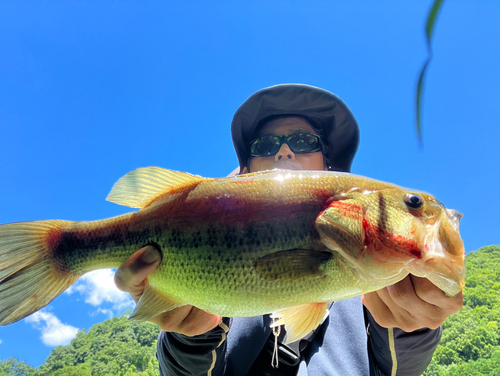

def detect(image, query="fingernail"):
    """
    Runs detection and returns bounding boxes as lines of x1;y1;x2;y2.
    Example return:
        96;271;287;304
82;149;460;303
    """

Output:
142;247;160;263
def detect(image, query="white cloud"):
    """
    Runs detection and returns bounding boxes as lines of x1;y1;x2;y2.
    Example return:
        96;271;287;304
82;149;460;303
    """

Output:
92;308;114;318
0;339;2;344
66;269;134;312
26;311;79;347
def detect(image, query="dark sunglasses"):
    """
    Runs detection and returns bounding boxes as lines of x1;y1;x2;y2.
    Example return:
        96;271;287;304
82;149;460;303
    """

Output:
249;132;323;157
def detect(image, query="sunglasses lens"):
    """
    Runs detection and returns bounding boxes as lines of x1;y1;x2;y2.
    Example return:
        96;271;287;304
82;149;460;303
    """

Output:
249;133;322;157
287;133;321;153
250;135;281;157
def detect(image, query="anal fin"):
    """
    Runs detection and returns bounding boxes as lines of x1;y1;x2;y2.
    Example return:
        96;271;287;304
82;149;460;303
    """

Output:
129;284;183;322
271;302;330;344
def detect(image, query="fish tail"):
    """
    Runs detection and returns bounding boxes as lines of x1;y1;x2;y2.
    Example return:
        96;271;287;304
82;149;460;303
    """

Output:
0;220;78;325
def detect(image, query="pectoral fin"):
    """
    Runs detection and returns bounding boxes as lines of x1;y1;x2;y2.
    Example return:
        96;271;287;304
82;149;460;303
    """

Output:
255;250;332;281
316;199;365;258
271;302;330;344
129;284;183;322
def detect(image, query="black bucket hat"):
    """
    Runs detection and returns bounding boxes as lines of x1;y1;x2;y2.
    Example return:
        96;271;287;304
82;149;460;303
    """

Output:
231;84;360;173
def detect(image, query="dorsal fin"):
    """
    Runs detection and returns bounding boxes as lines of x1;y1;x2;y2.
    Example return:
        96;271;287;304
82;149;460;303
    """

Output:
106;166;205;208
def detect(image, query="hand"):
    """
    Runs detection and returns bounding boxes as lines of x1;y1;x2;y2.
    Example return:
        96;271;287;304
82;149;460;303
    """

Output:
114;245;222;336
361;274;464;332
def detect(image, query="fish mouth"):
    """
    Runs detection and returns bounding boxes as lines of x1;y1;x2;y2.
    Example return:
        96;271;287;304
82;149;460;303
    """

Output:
439;209;465;258
411;213;466;296
422;256;466;295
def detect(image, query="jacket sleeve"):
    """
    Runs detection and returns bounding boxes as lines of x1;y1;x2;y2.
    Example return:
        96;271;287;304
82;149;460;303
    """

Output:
365;308;442;376
156;318;231;376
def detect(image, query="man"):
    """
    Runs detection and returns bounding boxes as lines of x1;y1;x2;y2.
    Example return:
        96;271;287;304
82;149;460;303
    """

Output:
115;84;463;375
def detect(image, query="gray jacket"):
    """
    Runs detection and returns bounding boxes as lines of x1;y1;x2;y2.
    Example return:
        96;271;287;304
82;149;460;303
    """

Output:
156;296;440;376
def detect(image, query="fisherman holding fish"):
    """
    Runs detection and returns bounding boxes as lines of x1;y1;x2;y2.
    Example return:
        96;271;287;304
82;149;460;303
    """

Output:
0;84;465;375
114;85;464;375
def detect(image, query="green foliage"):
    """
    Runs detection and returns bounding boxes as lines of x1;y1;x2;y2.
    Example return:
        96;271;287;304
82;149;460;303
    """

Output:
1;313;160;376
51;363;91;376
0;358;35;376
424;245;500;375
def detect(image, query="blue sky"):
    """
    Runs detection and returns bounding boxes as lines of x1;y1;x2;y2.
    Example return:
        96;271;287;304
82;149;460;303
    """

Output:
0;1;499;367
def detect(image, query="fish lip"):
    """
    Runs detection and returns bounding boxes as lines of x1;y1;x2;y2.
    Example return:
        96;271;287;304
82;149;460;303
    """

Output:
416;212;465;295
408;255;465;296
446;209;462;231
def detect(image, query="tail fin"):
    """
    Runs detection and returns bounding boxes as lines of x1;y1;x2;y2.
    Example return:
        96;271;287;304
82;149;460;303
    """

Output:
0;220;78;325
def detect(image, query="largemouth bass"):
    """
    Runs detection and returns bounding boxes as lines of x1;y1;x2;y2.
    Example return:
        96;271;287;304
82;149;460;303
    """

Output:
0;167;465;343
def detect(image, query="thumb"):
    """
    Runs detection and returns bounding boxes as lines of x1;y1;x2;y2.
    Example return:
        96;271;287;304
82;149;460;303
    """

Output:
114;245;161;293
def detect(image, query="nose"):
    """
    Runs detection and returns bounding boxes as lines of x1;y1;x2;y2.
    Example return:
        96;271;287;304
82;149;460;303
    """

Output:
275;143;295;162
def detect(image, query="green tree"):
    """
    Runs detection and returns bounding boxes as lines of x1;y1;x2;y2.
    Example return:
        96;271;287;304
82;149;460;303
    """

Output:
24;313;160;376
424;245;500;375
51;363;91;376
0;358;35;376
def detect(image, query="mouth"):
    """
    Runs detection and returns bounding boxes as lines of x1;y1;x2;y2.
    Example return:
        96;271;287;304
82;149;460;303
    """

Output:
271;161;302;170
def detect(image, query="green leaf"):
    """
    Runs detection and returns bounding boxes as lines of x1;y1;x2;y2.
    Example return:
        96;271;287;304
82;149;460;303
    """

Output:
426;0;445;42
415;0;446;146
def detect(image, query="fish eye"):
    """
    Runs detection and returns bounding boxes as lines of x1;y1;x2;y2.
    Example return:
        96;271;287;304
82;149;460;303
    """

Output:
404;194;424;209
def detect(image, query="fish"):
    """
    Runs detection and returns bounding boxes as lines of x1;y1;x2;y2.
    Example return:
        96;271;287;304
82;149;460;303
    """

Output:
0;167;465;343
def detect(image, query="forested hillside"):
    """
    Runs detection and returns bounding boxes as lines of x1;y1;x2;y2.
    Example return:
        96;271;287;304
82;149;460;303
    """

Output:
423;245;500;375
0;315;160;376
2;245;500;376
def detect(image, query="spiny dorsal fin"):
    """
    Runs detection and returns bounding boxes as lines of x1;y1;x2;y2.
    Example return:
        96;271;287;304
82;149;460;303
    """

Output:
106;166;206;208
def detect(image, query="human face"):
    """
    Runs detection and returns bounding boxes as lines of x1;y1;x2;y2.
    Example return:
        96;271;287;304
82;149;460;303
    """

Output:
248;117;326;173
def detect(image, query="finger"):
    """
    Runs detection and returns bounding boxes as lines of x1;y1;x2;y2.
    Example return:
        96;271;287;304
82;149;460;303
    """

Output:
114;246;161;297
366;276;426;331
384;275;421;312
410;275;463;309
151;306;194;332
377;284;424;330
383;277;453;330
178;308;222;337
362;291;396;328
410;275;463;311
409;275;445;304
367;288;423;331
152;306;222;336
